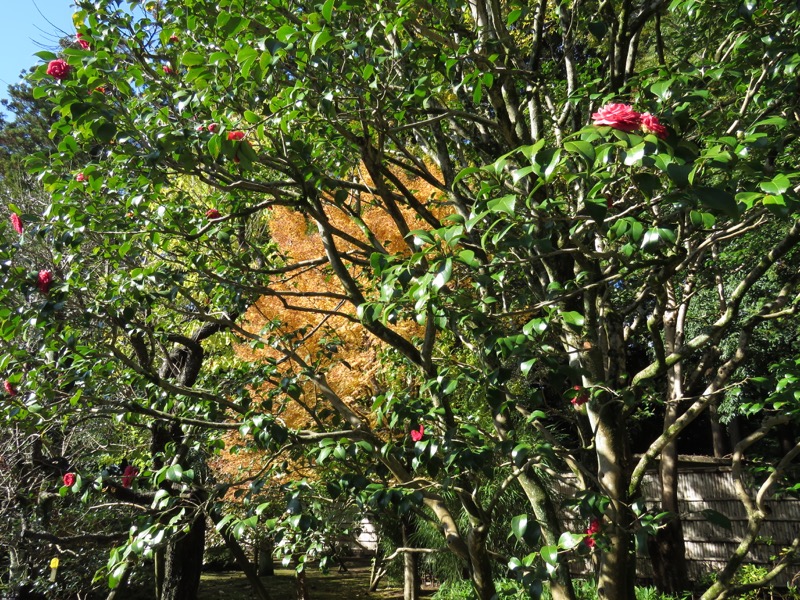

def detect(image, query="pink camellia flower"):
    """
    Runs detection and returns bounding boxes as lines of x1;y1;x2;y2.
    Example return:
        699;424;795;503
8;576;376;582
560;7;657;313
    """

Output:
571;385;589;407
591;103;641;132
227;131;245;141
163;65;173;74
63;472;76;487
207;123;218;133
410;424;424;442
206;208;221;219
640;112;668;139
584;518;602;547
75;173;87;182
10;213;23;234
4;380;16;396
122;465;139;488
76;33;90;50
37;270;53;295
46;59;71;81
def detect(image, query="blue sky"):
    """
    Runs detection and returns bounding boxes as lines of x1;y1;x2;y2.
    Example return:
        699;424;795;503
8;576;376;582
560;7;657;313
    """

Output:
1;0;76;111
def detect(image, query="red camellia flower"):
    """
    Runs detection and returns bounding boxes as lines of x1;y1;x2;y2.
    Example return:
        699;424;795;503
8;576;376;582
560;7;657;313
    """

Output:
93;86;107;94
75;173;87;182
168;34;179;43
410;424;424;442
227;131;245;141
76;33;90;50
163;65;173;74
571;385;589;407
46;59;71;81
122;465;139;488
207;123;218;133
10;213;23;234
640;112;668;139
4;380;16;396
206;208;221;219
591;103;641;132
37;270;53;295
63;473;76;487
584;518;602;547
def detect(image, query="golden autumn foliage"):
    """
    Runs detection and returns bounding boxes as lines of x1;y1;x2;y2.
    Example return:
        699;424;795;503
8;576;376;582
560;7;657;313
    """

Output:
212;165;446;482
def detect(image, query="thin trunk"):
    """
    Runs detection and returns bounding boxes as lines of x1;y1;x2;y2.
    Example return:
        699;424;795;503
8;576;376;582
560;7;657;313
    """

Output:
216;515;272;600
590;399;635;600
369;553;386;592
161;515;205;600
466;527;495;600
295;559;311;600
402;518;420;600
650;282;690;593
517;472;576;600
257;536;275;576
709;400;728;458
154;548;165;598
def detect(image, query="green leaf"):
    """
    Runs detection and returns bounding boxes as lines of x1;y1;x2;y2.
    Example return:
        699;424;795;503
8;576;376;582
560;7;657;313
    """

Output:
432;258;453;291
540;545;559;566
317;446;333;464
108;563;126;589
310;29;333;55
95;122;117;144
181;52;205;66
650;78;674;101
759;174;791;196
487;194;516;215
624;142;646;166
208;135;221;160
276;24;297;43
564;140;595;163
520;359;536;376
457;250;479;267
558;531;584;550
322;0;335;21
165;464;183;482
511;514;528;542
561;311;584;328
693;186;738;219
633;173;661;198
522;318;547;336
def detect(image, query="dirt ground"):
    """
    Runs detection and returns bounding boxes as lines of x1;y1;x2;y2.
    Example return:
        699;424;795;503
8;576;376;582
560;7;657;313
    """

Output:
199;560;436;600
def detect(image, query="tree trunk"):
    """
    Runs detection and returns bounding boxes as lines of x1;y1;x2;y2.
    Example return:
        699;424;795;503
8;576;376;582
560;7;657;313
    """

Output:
466;527;495;600
154;548;165;599
369;553;386;592
295;560;311;600
257;536;275;576
517;472;576;600
650;441;690;592
216;515;272;600
649;283;690;593
590;400;636;600
161;514;206;600
401;519;420;600
709;400;728;458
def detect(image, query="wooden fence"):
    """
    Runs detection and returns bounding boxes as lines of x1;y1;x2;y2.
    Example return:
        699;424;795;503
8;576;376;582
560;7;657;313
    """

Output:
559;458;800;587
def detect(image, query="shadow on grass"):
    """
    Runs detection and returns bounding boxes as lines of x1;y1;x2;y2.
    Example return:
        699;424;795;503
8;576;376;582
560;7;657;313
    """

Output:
199;560;436;600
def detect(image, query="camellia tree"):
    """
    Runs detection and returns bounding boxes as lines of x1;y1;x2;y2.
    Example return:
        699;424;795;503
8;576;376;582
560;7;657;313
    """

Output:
3;0;800;598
